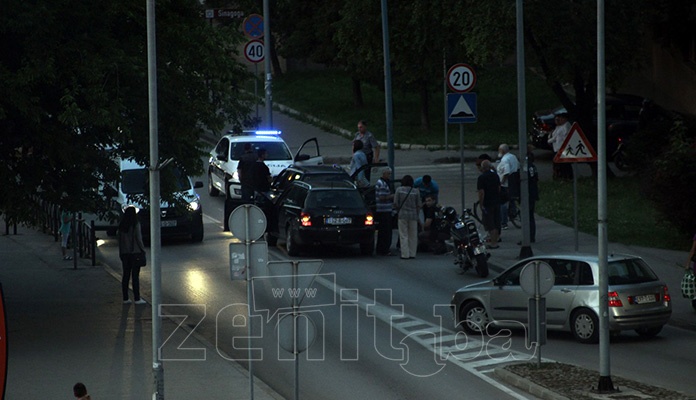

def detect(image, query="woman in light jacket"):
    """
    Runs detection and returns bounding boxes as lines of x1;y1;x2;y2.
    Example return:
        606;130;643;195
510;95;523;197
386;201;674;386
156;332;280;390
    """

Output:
393;175;422;259
118;206;147;304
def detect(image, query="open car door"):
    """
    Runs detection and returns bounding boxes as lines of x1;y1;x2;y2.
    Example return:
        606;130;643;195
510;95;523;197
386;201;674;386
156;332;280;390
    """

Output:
293;138;323;166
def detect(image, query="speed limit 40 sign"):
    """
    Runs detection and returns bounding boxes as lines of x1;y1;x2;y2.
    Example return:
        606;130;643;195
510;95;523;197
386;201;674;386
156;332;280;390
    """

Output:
244;39;264;63
447;63;476;93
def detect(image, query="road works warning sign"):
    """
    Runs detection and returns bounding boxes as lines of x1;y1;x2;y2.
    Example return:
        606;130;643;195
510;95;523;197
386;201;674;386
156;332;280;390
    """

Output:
553;122;598;163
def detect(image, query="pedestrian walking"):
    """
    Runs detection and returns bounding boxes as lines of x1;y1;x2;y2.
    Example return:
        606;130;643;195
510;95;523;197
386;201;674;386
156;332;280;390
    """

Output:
477;159;501;248
685;233;696;274
374;168;395;256
394;175;422;259
59;209;72;260
118;206;147;305
349;140;369;188
73;382;92;400
547;112;573;179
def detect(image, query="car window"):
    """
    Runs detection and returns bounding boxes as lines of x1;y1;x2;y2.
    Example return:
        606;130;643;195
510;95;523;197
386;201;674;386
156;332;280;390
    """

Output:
283;186;308;207
230;141;292;161
305;189;364;209
608;258;659;285
578;263;594;286
498;264;523;286
215;138;229;159
275;169;298;192
121;168;148;194
547;259;577;285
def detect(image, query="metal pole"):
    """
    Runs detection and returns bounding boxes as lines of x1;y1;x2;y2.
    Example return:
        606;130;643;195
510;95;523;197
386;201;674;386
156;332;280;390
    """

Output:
380;0;395;174
596;0;614;392
293;262;299;400
535;263;541;368
263;0;272;128
459;124;465;213
573;163;578;252
146;0;164;398
244;206;255;400
516;0;532;259
443;51;449;150
254;63;259;127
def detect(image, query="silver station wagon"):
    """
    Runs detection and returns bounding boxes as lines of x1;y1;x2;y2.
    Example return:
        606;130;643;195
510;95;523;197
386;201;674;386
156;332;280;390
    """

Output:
451;254;672;343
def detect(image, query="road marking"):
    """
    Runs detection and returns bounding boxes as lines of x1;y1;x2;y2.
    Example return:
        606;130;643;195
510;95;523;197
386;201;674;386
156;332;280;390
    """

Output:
313;275;545;400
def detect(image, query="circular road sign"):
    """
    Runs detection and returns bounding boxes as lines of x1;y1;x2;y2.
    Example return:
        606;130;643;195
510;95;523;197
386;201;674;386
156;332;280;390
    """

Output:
244;40;264;63
447;63;477;93
228;204;267;241
243;13;264;39
276;313;317;354
520;261;555;297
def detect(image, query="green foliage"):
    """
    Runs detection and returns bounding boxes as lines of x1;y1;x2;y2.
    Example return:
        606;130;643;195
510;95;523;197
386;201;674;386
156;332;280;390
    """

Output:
535;177;687;250
0;0;254;223
272;67;556;147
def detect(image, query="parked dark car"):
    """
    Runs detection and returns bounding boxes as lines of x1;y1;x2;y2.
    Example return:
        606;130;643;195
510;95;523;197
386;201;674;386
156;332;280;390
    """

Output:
270;164;352;197
264;180;375;256
529;93;647;155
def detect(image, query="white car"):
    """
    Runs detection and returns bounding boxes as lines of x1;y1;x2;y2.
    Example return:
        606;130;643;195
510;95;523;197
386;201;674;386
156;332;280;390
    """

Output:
208;130;323;202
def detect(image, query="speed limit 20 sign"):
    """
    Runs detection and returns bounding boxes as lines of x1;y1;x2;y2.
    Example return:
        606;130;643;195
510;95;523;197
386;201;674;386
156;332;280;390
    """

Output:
244;39;264;63
447;63;476;93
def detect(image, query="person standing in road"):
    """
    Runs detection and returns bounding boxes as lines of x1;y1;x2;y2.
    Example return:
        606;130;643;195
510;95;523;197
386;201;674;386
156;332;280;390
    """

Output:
414;175;440;204
355;120;380;180
685;233;696;274
59;209;72;260
374;168;395;256
547;112;573;179
394;175;422;259
349;140;369;188
237;142;258;203
250;148;272;195
73;382;92;400
496;144;520;230
118;206;147;305
477;159;501;248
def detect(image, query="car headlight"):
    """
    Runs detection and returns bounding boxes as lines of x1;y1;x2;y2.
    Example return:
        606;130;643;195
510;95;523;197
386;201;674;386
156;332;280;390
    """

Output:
188;200;200;211
232;171;240;181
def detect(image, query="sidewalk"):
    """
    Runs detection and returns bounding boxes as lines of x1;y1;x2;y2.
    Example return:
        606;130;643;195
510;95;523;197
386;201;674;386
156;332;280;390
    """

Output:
0;226;283;400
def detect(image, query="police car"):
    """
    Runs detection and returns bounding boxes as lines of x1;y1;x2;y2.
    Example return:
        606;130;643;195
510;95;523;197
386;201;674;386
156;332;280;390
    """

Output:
208;130;323;202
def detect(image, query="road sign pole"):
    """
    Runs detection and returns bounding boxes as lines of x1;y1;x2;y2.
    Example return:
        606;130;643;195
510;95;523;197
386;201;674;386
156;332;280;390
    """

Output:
460;124;465;213
263;0;272;128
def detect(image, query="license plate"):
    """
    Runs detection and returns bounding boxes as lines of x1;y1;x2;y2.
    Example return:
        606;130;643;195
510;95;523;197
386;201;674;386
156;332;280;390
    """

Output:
325;217;351;225
161;220;177;227
633;294;657;304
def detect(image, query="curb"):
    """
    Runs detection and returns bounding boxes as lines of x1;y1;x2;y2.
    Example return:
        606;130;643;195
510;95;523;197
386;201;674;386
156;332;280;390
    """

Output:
494;367;571;400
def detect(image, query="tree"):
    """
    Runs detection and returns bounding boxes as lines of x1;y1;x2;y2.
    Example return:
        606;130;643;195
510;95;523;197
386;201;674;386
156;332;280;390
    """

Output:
462;1;648;141
0;0;253;224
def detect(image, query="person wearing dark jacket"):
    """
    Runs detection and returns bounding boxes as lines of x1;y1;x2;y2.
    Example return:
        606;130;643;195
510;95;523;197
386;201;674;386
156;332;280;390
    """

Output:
118;206;147;305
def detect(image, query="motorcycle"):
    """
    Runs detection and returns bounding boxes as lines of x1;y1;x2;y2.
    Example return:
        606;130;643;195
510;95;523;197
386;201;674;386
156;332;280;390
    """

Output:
440;207;489;278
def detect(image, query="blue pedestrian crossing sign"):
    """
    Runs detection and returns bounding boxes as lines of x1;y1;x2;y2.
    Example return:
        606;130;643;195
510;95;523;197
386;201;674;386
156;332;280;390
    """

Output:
447;93;477;123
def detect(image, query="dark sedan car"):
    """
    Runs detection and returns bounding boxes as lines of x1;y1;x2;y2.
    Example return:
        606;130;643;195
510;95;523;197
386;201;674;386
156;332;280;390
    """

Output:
265;180;375;256
529;93;646;154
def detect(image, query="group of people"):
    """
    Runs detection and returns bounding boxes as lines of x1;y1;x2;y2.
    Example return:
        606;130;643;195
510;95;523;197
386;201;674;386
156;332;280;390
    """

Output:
476;144;539;248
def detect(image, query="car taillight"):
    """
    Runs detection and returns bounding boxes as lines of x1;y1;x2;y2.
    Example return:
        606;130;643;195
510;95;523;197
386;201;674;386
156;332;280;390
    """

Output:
364;214;374;226
662;286;671;303
300;213;312;227
541;122;552;131
608;291;623;307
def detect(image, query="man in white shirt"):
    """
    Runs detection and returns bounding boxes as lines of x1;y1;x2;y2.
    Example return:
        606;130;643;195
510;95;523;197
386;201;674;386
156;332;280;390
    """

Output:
547;113;573;179
496;143;520;230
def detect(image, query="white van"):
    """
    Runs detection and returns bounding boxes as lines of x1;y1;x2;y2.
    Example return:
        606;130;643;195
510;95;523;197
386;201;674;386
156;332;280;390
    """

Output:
104;158;204;242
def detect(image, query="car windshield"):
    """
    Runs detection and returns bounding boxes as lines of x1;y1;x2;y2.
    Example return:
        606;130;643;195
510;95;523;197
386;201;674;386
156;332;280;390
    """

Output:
305;189;364;209
231;141;292;161
121;167;190;194
607;258;659;285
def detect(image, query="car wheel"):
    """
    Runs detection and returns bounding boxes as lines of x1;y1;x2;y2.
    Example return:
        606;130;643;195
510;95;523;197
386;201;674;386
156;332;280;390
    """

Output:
286;225;300;256
459;301;489;334
571;308;599;344
190;223;204;243
635;326;663;338
266;232;278;246
208;172;220;197
359;241;373;256
692;299;696;311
